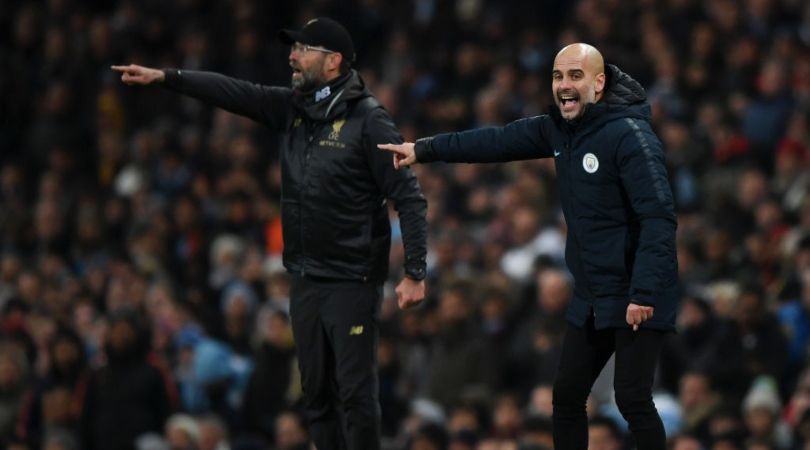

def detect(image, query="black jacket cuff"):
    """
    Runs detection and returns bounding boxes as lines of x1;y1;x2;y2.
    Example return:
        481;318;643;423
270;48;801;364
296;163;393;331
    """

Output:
630;300;654;306
414;137;438;163
162;68;182;88
404;257;426;281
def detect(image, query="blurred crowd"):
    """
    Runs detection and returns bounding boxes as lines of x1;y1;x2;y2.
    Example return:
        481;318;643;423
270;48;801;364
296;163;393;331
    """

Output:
1;0;810;449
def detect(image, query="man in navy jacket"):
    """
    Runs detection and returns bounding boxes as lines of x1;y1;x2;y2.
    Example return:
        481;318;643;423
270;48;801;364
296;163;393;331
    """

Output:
380;43;677;450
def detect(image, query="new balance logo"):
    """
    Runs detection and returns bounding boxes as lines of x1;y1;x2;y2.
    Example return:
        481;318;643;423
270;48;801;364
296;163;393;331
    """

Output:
315;86;331;102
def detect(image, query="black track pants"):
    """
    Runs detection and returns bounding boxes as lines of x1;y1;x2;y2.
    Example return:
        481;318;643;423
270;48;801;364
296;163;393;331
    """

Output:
289;275;382;450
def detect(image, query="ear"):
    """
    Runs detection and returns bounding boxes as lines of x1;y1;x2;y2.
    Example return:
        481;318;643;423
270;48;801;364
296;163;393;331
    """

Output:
595;72;606;95
325;52;343;73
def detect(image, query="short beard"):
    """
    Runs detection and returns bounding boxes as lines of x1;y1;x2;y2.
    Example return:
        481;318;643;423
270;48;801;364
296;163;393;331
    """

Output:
292;61;326;92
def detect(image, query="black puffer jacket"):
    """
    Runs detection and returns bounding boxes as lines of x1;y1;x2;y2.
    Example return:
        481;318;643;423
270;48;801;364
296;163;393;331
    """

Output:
163;69;427;281
415;65;678;331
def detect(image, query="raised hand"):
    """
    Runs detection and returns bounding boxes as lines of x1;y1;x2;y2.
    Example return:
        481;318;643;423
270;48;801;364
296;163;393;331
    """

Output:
377;142;417;169
111;64;165;86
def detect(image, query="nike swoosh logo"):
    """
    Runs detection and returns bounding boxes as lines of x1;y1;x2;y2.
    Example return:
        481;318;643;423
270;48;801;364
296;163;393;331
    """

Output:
554;149;561;157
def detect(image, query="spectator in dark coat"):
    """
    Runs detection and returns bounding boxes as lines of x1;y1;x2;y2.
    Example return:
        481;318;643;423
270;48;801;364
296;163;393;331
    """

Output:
721;285;789;400
80;310;177;450
659;296;746;397
426;282;496;409
18;326;88;448
241;307;298;441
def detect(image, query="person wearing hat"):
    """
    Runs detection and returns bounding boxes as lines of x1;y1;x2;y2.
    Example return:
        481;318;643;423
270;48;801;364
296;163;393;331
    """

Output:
112;17;428;450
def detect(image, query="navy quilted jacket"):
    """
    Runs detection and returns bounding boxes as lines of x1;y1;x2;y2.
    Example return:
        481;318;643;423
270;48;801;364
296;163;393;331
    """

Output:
415;65;678;331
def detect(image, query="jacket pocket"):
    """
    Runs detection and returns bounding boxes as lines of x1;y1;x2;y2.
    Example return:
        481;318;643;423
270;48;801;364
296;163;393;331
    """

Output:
314;211;371;267
579;227;630;297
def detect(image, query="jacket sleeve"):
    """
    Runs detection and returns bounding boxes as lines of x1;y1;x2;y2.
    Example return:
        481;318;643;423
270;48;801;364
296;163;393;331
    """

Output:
414;115;555;163
162;69;292;130
363;106;428;280
617;119;678;306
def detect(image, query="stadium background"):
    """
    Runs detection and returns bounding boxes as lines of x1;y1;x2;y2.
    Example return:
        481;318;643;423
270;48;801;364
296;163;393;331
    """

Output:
1;0;809;449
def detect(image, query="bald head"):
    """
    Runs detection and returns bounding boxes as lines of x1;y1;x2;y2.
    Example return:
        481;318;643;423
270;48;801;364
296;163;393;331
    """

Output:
555;43;605;75
552;43;607;120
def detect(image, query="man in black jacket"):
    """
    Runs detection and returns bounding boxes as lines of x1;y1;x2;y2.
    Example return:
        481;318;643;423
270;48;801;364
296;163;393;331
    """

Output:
113;17;427;450
380;43;677;450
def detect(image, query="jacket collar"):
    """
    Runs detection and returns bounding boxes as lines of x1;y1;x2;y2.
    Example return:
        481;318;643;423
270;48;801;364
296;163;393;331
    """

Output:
293;70;369;122
549;64;650;131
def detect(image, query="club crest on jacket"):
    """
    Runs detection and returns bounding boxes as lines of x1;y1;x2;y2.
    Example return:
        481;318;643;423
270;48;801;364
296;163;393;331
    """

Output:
329;119;346;140
583;153;599;173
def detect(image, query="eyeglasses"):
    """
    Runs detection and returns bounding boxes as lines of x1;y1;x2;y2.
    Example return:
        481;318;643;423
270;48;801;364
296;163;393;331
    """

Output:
290;43;335;54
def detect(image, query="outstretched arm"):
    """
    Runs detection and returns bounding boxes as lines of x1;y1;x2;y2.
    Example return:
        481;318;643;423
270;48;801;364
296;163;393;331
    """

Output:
111;64;292;130
378;115;555;168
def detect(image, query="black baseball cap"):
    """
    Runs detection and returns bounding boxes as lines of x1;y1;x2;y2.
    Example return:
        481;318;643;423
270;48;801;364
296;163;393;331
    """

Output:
279;17;356;63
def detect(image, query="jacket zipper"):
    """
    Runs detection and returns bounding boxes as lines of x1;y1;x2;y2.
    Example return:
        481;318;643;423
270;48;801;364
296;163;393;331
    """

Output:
300;123;314;276
564;133;596;312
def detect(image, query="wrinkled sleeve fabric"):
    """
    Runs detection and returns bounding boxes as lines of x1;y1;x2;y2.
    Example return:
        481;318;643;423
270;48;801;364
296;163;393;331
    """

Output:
364;106;427;280
162;69;292;131
414;115;554;163
617;118;678;307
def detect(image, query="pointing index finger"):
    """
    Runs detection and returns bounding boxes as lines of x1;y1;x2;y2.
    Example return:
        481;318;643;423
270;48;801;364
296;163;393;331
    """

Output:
111;65;134;72
378;143;409;155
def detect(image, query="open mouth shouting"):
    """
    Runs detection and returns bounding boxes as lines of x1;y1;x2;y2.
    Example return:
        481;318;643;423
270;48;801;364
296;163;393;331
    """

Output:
291;65;302;78
558;92;580;115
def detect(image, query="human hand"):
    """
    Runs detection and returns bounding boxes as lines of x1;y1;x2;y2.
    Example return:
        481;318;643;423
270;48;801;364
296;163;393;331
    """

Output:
395;277;425;310
111;64;165;85
626;303;654;331
377;142;417;169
